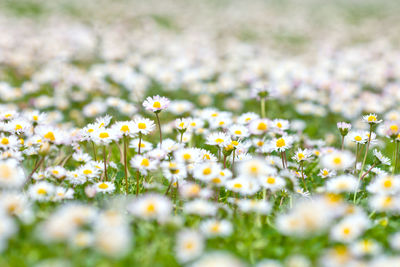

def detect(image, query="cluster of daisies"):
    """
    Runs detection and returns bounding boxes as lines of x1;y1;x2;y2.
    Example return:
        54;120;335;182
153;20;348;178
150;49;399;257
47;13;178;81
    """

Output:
2;88;400;266
2;2;400;265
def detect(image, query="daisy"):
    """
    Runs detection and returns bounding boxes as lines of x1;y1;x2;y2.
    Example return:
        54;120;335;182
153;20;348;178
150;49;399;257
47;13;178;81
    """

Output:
200;219;233;237
0;134;19;151
35;125;65;144
143;95;170;113
199;149;217;162
210;168;232;187
292;148;312;162
130;139;153;153
72;152;92;163
77;164;100;180
249;119;269;135
5;118;31;135
272;119;290;132
162;161;187;182
206;132;231;147
183;200;218;217
28;181;55;201
46;166;67;180
95;182;115;193
175;118;190;132
326;175;358;193
130;155;158;175
94;115;112;129
92;128;117;145
175;229;204;263
362;113;382;124
236;199;272;215
179;183;206;199
226;176;260;196
237;112;259;125
193;162;221;182
373;149;391;166
330;215;370;243
174;148;201;164
367;175;400;195
269;135;293;152
348;131;367;144
369;194;400;212
237;158;270;179
229;124;250;139
337;122;351;136
321;150;354;170
350;239;381;257
128;193;172;221
259;175;286;192
318;168;336;178
53;187;74;201
112;121;137;138
132;117;155;135
0;159;26;188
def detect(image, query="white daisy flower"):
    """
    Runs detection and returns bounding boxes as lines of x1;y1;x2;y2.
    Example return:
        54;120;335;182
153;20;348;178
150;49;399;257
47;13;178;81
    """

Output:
143;95;170;113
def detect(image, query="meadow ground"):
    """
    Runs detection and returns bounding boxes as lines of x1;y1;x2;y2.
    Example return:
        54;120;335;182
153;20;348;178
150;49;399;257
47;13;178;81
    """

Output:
1;0;400;266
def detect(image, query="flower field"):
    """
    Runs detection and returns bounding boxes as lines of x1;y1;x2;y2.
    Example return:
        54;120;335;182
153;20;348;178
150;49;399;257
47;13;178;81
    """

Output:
1;0;400;266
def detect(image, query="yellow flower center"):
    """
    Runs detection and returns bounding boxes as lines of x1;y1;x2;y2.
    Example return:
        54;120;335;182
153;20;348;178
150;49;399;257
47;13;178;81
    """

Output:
210;223;220;232
99;132;109;138
203;167;212;175
383;196;393;207
33;115;39;121
276;138;285;148
141;158;150;167
257;122;267;131
384;180;393;188
98;183;109;189
153;101;161;108
1;138;9;145
37;188;47;195
15;124;22;130
120;125;129;132
234;130;242;135
342;227;351;235
212;178;221;184
233;183;242;188
354;136;362;141
215;138;224;144
138;123;146;130
390;125;399;132
179;122;185;128
183;153;191;160
323;170;329;176
146;203;156;214
333;157;342;165
83;169;92;175
276;122;282;128
44;132;55;141
0;164;12;179
368;115;377;122
267;177;276;184
298;153;304;160
184;242;194;250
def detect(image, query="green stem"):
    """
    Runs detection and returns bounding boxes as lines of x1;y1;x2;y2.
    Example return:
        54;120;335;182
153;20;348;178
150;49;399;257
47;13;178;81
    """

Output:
103;145;108;181
123;136;129;194
138;132;142;155
155;112;162;148
91;141;97;161
260;98;266;118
